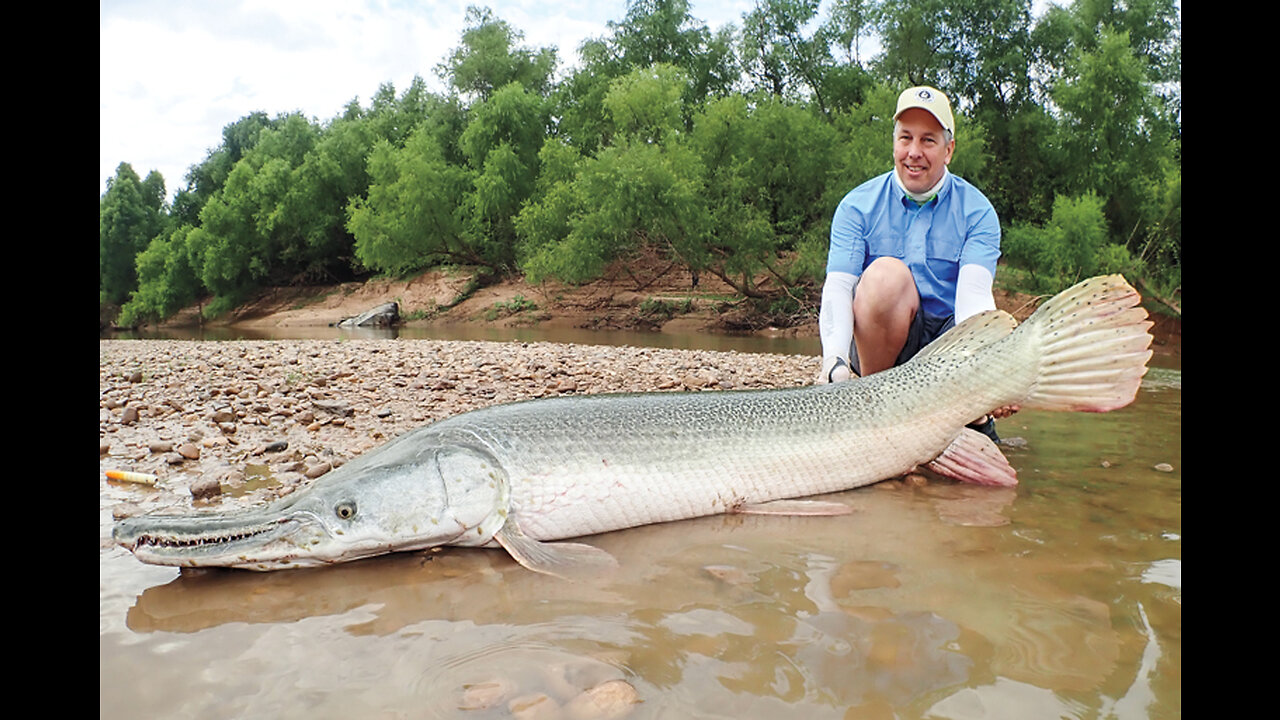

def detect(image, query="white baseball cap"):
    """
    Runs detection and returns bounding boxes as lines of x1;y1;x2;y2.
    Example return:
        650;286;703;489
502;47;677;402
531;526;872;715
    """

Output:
894;86;955;136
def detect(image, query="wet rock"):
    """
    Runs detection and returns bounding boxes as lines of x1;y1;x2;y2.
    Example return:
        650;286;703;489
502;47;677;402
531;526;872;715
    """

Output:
704;565;753;586
313;399;353;417
458;679;514;711
305;462;332;479
508;693;559;720
563;680;641;720
190;477;222;500
111;502;142;520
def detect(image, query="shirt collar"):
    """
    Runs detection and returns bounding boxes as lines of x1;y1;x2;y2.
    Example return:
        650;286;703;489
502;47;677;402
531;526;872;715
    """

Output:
893;167;950;206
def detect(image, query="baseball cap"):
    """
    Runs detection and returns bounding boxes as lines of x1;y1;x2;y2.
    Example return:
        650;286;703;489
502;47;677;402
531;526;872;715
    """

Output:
894;86;955;136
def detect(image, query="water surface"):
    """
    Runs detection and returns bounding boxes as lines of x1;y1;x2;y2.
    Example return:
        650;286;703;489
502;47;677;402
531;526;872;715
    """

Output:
99;363;1180;719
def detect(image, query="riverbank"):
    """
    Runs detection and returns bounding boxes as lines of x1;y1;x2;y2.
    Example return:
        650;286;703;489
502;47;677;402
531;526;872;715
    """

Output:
101;338;819;515
150;263;1182;359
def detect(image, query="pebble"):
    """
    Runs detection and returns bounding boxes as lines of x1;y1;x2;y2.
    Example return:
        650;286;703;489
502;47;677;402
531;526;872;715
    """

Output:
563;680;641;719
458;679;514;710
508;693;559;720
191;477;222;500
305;462;332;479
1153;463;1174;472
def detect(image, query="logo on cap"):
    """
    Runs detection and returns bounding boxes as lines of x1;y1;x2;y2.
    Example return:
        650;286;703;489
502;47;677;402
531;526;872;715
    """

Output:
916;89;934;102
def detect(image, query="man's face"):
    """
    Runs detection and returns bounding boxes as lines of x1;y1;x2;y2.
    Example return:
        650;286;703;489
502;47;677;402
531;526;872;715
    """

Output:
893;108;955;195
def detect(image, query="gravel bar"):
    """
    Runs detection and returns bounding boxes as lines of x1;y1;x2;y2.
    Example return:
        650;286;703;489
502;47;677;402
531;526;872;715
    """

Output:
100;339;818;513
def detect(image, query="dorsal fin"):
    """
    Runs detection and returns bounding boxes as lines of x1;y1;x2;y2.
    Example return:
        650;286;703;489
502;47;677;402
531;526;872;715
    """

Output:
915;309;1018;361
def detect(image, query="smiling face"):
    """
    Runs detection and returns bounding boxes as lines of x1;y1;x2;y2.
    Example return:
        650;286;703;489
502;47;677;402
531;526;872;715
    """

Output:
893;107;955;195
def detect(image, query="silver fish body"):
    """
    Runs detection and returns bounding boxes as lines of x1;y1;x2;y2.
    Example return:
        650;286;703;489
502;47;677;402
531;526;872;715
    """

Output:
113;275;1153;575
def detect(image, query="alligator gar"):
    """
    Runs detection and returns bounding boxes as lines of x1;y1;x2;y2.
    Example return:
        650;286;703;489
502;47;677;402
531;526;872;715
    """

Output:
113;275;1153;576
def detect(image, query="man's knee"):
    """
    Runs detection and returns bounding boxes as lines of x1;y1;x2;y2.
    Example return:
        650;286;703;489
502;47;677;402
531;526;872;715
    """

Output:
854;258;917;317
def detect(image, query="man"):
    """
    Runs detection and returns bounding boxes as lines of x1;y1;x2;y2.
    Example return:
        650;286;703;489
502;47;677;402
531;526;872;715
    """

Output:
817;86;1012;438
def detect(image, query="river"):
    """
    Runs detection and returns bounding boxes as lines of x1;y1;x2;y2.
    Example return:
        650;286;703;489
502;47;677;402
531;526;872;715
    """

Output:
99;327;1180;719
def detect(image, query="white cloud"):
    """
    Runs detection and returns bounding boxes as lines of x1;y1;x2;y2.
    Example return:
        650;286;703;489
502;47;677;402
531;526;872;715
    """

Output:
101;0;758;199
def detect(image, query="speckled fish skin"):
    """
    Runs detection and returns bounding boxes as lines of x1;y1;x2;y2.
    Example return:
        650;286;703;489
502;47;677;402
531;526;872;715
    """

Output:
113;275;1153;573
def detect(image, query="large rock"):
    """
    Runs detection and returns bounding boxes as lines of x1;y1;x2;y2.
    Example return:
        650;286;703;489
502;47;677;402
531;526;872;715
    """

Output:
335;302;399;328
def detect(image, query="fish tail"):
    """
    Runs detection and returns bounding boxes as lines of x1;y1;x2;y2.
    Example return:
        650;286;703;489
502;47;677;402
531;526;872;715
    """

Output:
1016;274;1154;412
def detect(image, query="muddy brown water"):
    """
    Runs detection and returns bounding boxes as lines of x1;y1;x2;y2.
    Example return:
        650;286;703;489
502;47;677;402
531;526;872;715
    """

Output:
99;338;1180;719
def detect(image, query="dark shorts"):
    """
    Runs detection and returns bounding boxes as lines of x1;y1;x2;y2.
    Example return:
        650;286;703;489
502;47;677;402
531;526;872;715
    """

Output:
848;308;955;376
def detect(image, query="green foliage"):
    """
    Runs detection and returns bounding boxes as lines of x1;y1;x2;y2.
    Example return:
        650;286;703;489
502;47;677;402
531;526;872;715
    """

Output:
519;65;710;285
101;163;167;307
1003;192;1132;292
639;297;694;318
603;64;688;143
519;138;709;285
119;224;201;325
485;294;537;320
438;6;557;100
347;129;473;275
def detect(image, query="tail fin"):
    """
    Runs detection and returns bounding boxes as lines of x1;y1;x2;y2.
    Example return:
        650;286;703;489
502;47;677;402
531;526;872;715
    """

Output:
1017;275;1154;412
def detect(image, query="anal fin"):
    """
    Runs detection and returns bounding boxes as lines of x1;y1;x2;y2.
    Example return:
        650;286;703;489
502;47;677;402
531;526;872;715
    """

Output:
927;428;1018;487
733;499;854;516
494;516;619;580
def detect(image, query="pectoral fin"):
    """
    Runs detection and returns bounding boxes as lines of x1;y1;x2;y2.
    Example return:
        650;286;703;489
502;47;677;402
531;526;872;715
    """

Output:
927;428;1018;487
494;516;619;580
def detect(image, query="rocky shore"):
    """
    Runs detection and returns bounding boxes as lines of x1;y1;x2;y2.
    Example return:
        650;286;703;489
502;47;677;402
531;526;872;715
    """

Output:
100;339;817;514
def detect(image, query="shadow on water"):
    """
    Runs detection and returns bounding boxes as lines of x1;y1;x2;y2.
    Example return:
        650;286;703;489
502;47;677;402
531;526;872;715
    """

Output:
100;366;1179;720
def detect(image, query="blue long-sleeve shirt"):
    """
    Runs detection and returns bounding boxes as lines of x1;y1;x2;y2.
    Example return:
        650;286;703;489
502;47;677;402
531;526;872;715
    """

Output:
826;171;1001;318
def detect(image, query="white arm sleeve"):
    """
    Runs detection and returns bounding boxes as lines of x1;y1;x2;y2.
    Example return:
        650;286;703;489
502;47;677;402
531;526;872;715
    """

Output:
819;271;858;361
954;264;996;323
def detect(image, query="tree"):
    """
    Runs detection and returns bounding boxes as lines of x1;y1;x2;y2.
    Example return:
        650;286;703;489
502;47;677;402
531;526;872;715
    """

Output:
740;0;829;106
552;0;737;153
437;6;557;101
178;112;279;226
347;127;474;275
119;224;202;325
460;83;549;269
185;113;322;313
1052;28;1174;241
518;65;709;285
101;163;166;306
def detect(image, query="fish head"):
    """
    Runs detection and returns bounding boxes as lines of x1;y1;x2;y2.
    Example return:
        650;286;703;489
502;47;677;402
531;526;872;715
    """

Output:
113;440;511;570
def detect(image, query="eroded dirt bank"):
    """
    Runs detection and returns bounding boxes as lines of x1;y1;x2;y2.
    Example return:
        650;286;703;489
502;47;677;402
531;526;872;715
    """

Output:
153;264;1181;362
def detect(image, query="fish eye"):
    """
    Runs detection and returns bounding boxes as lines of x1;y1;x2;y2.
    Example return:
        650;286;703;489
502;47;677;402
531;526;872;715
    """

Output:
335;501;357;520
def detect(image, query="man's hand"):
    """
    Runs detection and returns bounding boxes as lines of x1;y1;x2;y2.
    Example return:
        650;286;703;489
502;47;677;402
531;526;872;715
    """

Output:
991;405;1020;419
818;356;857;384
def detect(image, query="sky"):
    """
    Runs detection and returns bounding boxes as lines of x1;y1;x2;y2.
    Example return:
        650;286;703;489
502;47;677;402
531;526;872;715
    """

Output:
100;0;765;200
